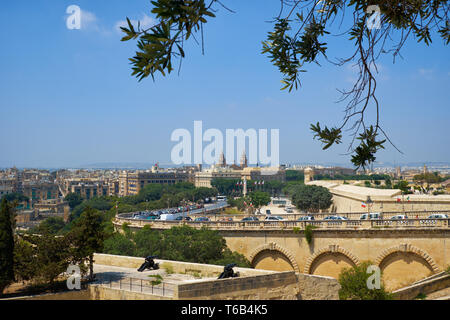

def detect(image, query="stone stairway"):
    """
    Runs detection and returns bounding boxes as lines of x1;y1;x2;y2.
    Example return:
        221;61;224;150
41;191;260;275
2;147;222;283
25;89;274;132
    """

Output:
393;272;450;300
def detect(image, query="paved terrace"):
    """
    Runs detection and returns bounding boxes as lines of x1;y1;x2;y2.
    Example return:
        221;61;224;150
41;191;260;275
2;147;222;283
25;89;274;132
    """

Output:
92;264;217;298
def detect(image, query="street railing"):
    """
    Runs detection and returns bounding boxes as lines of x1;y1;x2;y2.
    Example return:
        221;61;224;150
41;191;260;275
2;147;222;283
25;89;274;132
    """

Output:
93;274;174;297
114;217;449;230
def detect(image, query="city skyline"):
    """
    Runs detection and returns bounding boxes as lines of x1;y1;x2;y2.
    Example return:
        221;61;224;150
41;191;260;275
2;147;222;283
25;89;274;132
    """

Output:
1;0;449;168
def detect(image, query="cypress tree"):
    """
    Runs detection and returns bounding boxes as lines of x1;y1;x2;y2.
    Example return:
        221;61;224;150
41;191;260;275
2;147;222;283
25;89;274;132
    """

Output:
69;207;104;281
0;198;15;294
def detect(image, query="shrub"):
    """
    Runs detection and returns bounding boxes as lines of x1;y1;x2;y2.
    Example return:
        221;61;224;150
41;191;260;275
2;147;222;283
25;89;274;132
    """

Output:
304;225;316;245
148;274;163;286
162;263;174;274
338;261;393;300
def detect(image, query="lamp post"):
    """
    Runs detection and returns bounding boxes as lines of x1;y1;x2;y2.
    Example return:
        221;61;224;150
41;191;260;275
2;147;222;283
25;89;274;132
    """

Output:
366;196;373;214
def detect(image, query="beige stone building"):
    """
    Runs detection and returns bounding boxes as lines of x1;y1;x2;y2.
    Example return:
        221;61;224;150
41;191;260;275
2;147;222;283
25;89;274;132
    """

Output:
119;170;190;196
194;165;286;188
308;180;450;213
22;182;59;202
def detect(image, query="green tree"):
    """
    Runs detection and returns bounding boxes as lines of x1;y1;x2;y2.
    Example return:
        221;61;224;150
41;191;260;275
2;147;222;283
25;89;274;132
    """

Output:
285;170;304;182
132;225;162;257
31;232;71;285
103;232;137;257
227;196;250;211
160;225;224;263
393;180;410;193
338;261;393;300
65;192;83;210
120;0;449;170
69;196;113;222
414;172;443;184
291;185;332;212
32;216;66;235
3;193;28;204
212;248;251;268
282;181;304;197
385;177;392;189
249;191;271;213
0;199;15;294
121;225;250;267
69;207;105;280
136;184;164;203
211;178;240;196
13;238;38;283
192;187;218;202
263;180;285;196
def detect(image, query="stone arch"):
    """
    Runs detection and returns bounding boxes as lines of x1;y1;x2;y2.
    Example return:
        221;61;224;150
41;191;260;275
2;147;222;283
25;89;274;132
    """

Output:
375;243;440;273
304;244;360;274
248;242;300;273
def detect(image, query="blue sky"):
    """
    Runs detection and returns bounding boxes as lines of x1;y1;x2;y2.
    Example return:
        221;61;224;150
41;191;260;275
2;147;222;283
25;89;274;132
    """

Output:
0;0;449;168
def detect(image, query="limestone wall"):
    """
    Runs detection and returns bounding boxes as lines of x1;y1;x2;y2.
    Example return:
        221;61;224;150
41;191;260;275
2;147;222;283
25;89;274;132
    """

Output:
92;254;340;300
307;181;450;213
4;290;90;300
93;253;278;278
393;272;450;300
296;273;341;300
174;271;340;300
222;228;450;291
175;271;300;300
89;285;172;300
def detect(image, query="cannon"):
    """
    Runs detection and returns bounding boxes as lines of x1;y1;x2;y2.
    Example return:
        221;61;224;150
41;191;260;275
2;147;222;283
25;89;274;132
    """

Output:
218;263;239;279
137;255;160;272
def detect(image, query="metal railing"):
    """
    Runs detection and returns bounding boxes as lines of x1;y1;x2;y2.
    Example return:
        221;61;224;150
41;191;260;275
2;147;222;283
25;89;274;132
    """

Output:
93;274;174;297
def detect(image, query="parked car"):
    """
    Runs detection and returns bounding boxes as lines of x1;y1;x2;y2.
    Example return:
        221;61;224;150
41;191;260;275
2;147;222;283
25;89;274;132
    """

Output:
265;216;284;221
241;216;259;222
324;215;348;221
297;216;315;221
285;208;293;213
390;215;408;220
218;217;233;222
175;216;192;221
427;214;448;219
360;213;381;220
194;217;210;222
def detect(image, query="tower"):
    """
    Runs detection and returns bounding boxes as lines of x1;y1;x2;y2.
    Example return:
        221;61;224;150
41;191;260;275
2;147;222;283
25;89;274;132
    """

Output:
240;150;248;169
304;167;314;183
218;151;226;167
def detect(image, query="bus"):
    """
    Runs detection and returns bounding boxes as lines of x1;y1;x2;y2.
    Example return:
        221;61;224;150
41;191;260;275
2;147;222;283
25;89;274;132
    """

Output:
217;195;227;202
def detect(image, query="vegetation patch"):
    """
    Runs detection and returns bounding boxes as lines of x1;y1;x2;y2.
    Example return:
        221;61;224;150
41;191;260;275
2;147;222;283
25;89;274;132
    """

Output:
304;225;317;245
414;292;427;300
148;274;163;286
161;263;174;274
338;261;393;300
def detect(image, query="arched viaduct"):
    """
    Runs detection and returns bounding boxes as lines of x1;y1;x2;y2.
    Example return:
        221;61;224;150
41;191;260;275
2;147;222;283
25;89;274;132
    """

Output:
114;218;450;291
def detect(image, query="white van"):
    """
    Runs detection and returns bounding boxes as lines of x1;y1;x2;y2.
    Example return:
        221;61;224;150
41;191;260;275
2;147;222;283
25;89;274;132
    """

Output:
159;213;183;221
360;213;381;220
